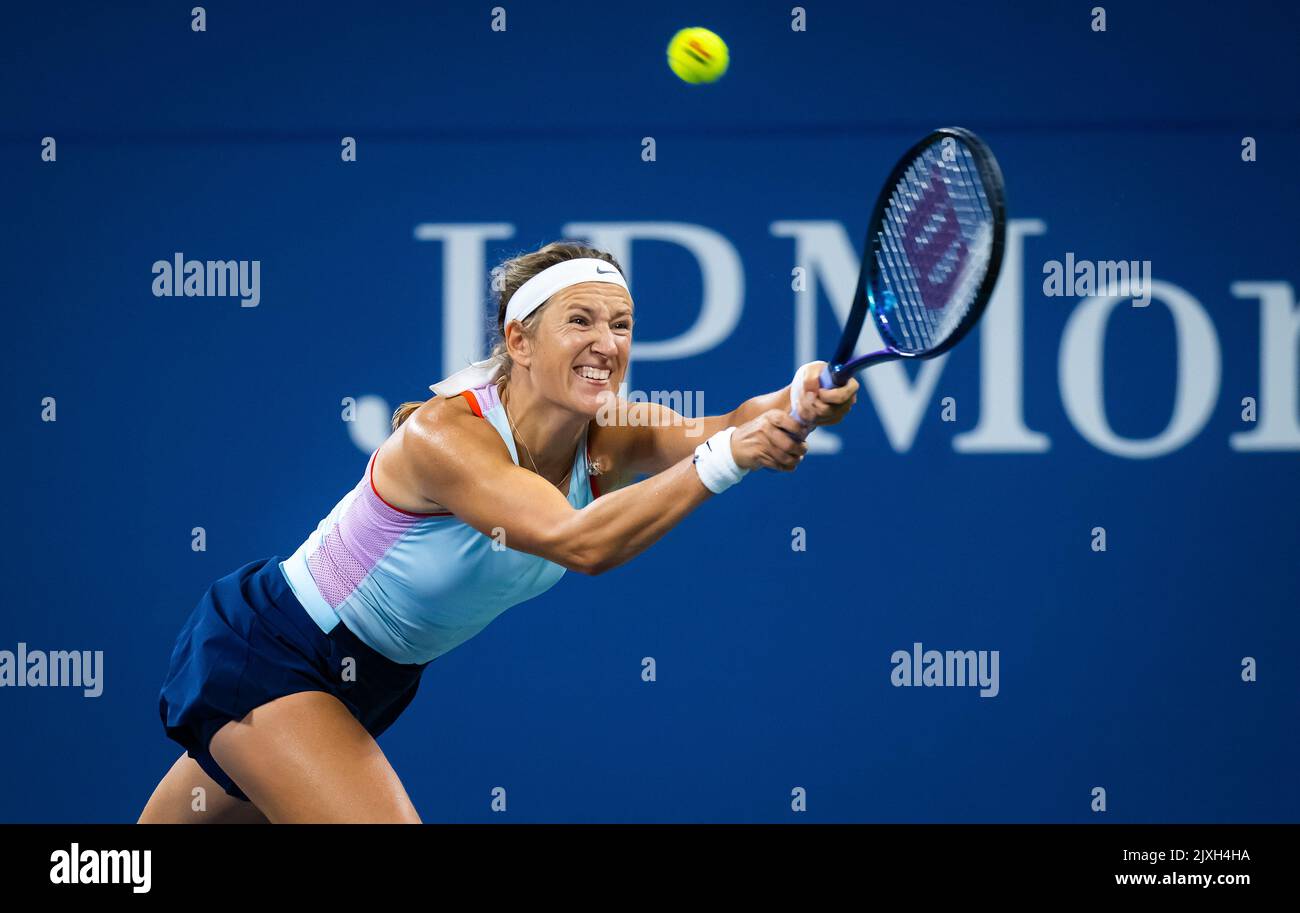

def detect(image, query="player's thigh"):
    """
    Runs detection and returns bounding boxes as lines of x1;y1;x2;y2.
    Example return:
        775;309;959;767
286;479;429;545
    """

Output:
209;690;421;824
138;752;270;824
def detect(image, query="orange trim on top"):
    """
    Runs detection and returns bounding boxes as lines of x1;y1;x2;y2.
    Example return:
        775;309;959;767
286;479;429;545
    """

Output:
369;450;452;517
460;388;483;418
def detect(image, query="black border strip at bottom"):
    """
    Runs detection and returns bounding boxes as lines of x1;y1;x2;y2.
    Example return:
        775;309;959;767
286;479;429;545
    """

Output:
0;823;1284;897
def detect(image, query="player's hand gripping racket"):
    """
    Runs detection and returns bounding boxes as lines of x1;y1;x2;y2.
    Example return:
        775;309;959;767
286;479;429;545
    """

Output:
792;127;1006;427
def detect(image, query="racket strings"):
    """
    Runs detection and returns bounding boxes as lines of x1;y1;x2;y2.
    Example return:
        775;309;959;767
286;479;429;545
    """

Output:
879;165;942;347
872;141;994;354
878;161;947;348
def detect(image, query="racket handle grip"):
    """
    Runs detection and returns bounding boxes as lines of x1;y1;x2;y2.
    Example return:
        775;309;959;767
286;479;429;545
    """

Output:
789;364;840;428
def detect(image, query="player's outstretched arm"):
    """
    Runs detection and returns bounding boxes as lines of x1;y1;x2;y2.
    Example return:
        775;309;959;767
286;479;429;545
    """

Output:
611;361;859;478
408;401;808;576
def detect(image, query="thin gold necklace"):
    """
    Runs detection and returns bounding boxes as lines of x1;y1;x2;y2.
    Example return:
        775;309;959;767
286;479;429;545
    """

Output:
499;381;573;493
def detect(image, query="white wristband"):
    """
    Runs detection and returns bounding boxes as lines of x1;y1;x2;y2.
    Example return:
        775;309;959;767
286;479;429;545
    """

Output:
693;426;749;494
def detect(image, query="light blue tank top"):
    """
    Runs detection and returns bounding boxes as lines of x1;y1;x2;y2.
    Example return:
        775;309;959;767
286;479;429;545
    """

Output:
279;381;599;665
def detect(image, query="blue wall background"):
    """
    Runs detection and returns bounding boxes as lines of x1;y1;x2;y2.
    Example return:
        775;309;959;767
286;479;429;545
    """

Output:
2;0;1297;822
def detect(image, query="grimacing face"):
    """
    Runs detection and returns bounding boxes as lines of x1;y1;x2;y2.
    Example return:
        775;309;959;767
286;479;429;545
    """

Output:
524;281;633;415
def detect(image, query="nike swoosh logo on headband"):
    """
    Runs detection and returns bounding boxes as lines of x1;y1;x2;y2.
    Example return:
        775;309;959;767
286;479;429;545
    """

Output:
595;267;617;274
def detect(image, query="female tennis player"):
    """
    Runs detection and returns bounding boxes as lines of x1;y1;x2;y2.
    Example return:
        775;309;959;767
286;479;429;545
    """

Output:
139;241;858;824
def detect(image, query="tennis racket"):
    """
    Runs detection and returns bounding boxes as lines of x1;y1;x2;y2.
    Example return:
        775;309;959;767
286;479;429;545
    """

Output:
793;126;1006;423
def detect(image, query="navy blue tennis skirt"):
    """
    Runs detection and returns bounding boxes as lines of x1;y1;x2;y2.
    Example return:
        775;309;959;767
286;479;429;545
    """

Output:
158;555;429;802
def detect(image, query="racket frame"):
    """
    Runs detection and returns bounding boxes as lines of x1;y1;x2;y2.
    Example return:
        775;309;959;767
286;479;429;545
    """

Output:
824;126;1007;388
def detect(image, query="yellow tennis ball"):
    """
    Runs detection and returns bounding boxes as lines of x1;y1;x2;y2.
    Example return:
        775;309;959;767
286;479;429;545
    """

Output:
667;27;729;84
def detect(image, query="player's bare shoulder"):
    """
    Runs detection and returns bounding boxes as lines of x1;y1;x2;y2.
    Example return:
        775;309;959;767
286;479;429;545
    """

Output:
587;402;650;491
379;395;512;512
588;394;697;481
399;394;509;467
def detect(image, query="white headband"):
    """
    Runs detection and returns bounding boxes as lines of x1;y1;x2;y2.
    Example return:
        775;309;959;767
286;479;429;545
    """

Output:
429;258;628;397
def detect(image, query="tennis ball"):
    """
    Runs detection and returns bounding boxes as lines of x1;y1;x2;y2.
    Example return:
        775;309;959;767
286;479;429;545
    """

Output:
667;27;729;84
